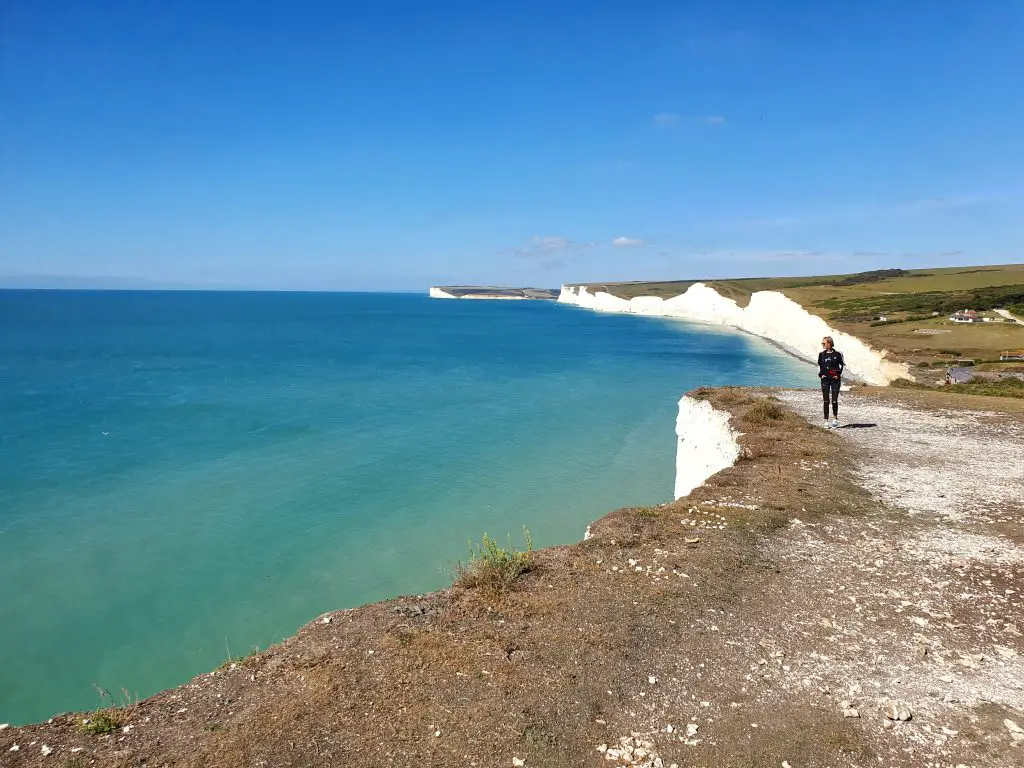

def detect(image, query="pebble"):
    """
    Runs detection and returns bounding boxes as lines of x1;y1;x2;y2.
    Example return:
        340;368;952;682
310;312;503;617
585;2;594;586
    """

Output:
843;708;860;718
648;676;658;685
882;701;912;721
0;724;8;730
512;758;525;767
1005;719;1024;742
41;744;53;756
8;745;19;752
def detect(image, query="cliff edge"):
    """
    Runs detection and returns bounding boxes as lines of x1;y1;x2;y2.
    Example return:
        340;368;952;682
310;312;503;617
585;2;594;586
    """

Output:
559;283;910;386
5;388;1022;767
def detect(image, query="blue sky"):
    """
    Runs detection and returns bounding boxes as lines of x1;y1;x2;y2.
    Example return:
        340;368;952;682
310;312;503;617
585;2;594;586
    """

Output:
1;1;1022;290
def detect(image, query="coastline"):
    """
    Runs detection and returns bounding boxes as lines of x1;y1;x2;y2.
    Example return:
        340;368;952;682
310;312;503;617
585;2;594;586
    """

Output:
7;387;1021;767
557;282;909;386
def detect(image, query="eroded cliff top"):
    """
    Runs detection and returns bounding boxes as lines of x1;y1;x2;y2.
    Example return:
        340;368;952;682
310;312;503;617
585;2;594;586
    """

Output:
3;387;1023;767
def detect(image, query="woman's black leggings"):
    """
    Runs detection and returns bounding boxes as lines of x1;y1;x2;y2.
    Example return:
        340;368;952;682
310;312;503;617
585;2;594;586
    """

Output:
821;377;840;419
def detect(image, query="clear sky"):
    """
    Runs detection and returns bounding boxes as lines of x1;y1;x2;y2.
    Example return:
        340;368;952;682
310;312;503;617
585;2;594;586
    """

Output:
2;1;1022;290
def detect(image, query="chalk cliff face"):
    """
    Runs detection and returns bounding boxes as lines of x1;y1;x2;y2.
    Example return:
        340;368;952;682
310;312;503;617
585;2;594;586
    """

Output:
674;396;741;499
558;283;908;386
429;287;458;299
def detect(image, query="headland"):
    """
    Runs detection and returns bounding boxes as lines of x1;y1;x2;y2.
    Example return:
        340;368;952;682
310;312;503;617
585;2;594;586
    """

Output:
429;286;559;300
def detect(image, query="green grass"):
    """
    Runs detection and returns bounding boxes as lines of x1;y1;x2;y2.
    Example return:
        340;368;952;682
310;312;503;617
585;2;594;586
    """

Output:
816;284;1024;319
455;529;533;593
892;377;1024;398
79;710;121;735
947;378;1024;398
634;505;662;518
217;643;262;671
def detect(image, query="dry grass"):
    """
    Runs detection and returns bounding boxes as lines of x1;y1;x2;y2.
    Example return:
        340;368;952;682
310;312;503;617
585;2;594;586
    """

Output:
6;387;1021;768
741;396;788;425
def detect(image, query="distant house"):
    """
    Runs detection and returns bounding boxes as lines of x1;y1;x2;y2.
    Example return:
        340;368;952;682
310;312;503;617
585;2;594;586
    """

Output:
945;367;974;385
1001;350;1024;361
949;309;983;323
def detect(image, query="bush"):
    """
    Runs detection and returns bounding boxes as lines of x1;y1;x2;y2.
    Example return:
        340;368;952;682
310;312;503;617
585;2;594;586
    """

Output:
948;378;1024;398
80;710;120;735
455;529;533;593
889;378;928;389
743;398;787;425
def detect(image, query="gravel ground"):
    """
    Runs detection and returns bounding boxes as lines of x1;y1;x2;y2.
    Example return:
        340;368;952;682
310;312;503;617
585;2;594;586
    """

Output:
758;388;1024;766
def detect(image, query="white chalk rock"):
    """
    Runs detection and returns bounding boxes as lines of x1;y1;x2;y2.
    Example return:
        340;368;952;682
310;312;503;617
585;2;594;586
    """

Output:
674;396;741;500
559;283;909;385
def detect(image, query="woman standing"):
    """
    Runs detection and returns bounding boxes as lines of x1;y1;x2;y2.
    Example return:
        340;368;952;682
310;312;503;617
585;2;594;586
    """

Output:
818;336;845;428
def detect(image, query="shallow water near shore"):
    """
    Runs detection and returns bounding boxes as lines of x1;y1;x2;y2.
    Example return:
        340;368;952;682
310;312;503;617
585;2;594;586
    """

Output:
0;290;809;723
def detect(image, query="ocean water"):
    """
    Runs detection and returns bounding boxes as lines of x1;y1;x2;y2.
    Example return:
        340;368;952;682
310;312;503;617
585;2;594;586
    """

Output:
0;290;810;724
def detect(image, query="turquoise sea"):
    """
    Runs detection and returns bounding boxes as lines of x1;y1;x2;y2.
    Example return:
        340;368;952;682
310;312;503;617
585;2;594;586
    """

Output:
0;290;809;724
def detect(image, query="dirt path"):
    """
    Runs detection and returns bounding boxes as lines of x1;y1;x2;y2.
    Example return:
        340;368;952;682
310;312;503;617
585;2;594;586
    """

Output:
757;389;1024;766
2;388;1021;768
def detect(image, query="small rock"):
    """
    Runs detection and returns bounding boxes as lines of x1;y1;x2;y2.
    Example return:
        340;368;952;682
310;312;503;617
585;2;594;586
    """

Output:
319;616;332;625
9;745;20;752
685;537;700;544
596;744;608;753
686;723;699;736
41;744;53;756
512;758;526;767
843;708;860;718
648;675;658;685
0;724;8;730
665;724;674;733
939;674;954;683
782;762;792;768
434;729;441;737
1005;719;1024;734
882;701;912;721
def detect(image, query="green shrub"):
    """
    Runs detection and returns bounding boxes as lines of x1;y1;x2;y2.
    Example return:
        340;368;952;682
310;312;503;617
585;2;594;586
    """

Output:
79;711;120;735
456;529;533;593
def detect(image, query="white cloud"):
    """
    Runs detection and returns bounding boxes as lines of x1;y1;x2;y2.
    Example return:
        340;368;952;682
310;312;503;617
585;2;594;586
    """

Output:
612;236;644;247
504;235;597;258
702;115;726;125
653;113;681;126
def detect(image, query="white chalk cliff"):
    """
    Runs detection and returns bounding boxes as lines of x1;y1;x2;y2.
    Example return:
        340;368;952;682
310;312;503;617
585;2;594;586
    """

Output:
558;283;908;385
429;287;458;299
674;396;741;500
